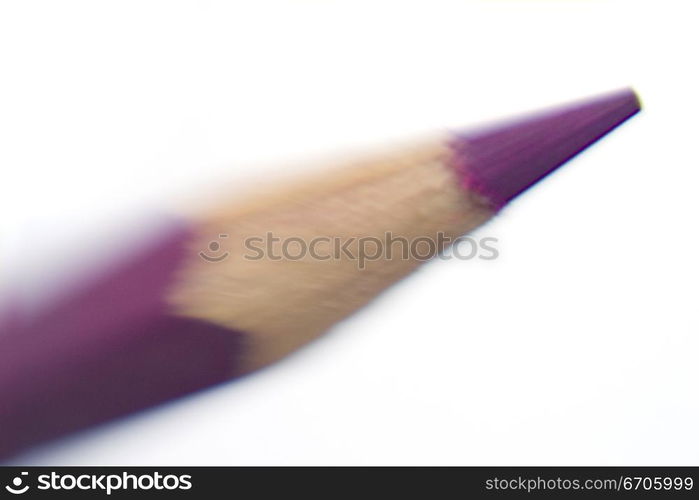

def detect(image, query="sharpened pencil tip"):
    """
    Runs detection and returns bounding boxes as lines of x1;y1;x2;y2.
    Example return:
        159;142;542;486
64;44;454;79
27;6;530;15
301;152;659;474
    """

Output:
451;88;641;208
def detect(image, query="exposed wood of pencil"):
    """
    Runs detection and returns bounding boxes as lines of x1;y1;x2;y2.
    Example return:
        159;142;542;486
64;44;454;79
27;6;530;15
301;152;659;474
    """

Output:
170;138;494;372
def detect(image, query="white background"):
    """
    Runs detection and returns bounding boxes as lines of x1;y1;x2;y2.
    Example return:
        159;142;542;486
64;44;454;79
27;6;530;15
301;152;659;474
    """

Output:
1;0;697;465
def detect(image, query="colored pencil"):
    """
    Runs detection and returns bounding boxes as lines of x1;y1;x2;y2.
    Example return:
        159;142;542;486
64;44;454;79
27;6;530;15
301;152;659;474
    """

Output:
0;88;641;459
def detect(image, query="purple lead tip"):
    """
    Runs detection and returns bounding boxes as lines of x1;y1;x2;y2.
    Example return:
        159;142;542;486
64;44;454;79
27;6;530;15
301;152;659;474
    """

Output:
451;88;641;208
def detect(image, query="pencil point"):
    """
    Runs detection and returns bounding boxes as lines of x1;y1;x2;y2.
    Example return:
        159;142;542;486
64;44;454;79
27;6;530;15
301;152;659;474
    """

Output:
451;88;641;208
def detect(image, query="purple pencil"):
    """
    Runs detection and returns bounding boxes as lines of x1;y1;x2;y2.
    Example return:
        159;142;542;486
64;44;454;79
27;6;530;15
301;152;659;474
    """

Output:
0;88;641;459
